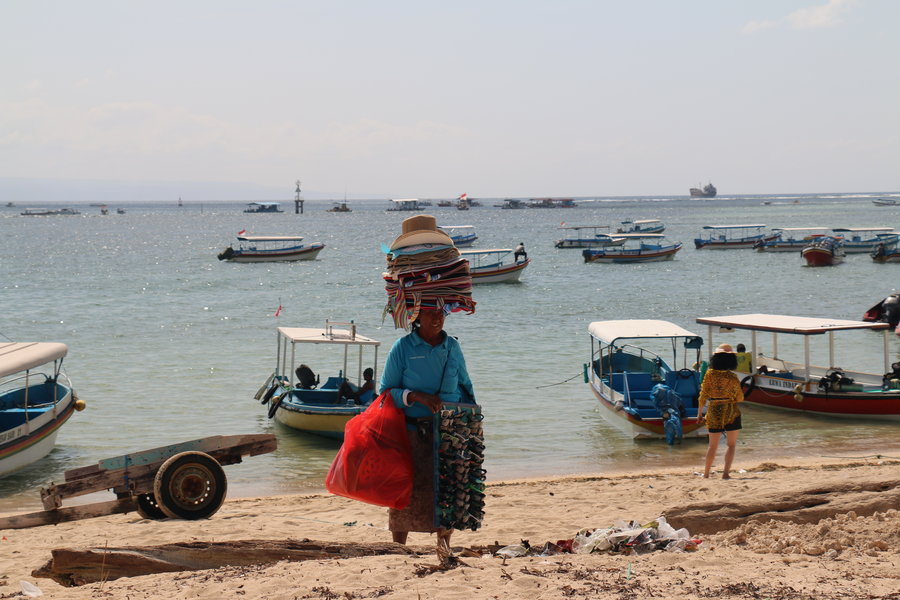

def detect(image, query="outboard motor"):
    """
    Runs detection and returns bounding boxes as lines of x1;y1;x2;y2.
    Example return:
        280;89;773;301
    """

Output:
882;294;900;328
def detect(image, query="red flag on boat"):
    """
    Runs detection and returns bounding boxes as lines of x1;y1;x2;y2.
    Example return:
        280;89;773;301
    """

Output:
459;193;467;200
237;229;246;235
274;305;282;317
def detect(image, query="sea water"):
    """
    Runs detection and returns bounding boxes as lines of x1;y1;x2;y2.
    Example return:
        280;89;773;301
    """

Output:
2;193;899;511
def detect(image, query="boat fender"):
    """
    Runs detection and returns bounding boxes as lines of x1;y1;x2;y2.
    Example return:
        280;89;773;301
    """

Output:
740;374;757;397
267;392;285;419
793;384;804;403
262;383;280;404
582;363;588;384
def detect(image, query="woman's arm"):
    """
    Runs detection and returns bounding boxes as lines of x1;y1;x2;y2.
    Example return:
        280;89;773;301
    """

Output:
453;343;476;402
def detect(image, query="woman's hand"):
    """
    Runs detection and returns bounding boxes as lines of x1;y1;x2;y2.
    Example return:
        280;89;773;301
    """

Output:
410;392;442;413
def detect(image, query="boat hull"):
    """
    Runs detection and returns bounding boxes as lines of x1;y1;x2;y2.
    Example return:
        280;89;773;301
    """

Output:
873;252;900;263
588;381;706;440
470;259;529;283
583;245;681;263
226;244;324;262
742;375;900;420
0;389;75;477
802;247;843;266
274;400;365;439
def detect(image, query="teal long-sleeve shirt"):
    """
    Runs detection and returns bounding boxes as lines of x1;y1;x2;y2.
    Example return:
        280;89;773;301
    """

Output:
379;329;475;419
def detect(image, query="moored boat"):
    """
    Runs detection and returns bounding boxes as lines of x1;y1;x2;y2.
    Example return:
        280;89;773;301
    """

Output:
0;341;85;477
327;202;351;213
801;236;844;266
582;234;682;263
554;225;622;249
459;248;530;283
872;198;898;206
585;320;706;441
616;219;665;234
497;199;526;209
218;234;325;262
755;228;829;252
695;313;900;420
257;321;381;439
694;224;777;249
244;202;284;213
439;225;478;247
527;198;577;208
386;198;425;212
832;228;899;253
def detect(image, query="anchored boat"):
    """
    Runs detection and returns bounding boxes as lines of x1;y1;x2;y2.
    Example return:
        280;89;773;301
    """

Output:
616;219;665;234
554;225;622;249
801;236;844;266
696;314;900;420
831;228;899;254
695;224;777;249
582;234;682;263
0;341;85;477
439;225;478;247
244;202;284;213
460;248;530;283
585;320;706;440
218;235;325;262
755;228;829;252
258;321;381;439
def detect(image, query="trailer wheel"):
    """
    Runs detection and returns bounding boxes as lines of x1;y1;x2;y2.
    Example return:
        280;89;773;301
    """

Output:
135;493;167;520
153;451;227;520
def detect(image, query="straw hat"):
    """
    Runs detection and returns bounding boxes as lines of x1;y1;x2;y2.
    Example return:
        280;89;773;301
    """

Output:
714;343;735;354
389;214;454;250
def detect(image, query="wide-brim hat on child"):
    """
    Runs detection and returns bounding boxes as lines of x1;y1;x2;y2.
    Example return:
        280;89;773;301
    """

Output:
389;214;454;251
714;343;735;354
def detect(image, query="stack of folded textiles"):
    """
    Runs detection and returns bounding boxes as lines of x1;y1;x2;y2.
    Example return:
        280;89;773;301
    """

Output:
383;243;476;329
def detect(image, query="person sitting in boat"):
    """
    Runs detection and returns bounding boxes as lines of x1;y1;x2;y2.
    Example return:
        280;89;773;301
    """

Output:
295;364;319;389
339;368;376;403
514;242;527;262
735;344;752;373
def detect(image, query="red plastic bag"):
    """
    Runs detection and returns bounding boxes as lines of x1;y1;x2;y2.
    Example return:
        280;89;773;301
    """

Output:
325;391;413;509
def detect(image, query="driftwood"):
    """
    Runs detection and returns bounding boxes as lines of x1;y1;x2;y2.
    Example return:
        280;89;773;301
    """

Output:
33;539;435;586
665;479;900;535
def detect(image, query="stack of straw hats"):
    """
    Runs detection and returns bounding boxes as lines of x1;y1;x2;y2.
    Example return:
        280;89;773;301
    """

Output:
383;214;476;329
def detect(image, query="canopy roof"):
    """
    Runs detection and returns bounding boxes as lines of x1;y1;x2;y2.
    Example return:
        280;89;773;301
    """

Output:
598;233;663;239
832;227;896;233
557;225;610;230
774;227;829;232
246;202;281;206
237;235;304;242
390;198;420;203
702;224;766;230
460;248;512;255
588;320;700;344
696;314;889;335
439;225;475;230
277;327;380;346
0;342;68;378
621;219;661;225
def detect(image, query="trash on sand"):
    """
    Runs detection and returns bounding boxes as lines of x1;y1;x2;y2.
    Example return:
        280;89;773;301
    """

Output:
20;581;43;598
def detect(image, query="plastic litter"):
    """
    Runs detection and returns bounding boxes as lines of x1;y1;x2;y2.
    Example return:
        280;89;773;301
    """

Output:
20;581;43;598
495;516;701;558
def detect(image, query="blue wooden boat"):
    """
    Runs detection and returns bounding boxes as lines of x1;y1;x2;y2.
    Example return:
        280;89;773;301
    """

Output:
258;321;381;439
0;342;85;477
616;219;665;234
554;225;623;249
832;228;899;254
584;320;706;440
582;234;682;263
694;224;778;249
459;248;530;283
439;225;478;247
755;228;829;252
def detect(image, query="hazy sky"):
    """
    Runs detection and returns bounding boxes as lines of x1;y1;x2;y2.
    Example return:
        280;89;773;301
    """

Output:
2;0;898;198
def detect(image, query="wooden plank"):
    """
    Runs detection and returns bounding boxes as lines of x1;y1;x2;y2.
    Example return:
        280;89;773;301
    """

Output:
42;463;158;509
32;539;431;586
0;498;137;531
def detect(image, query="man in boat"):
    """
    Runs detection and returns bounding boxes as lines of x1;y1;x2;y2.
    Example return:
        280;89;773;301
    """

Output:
735;344;752;373
339;368;375;403
514;242;527;262
295;364;319;389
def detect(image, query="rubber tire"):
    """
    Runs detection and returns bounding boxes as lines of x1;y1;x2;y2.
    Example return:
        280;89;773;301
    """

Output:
267;393;284;419
135;492;167;520
261;383;279;404
153;451;227;520
741;374;757;397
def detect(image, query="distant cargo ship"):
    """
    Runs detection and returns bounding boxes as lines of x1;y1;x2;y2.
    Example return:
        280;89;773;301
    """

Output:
689;182;717;198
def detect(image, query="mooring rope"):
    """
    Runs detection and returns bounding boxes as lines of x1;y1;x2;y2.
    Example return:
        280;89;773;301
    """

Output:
535;372;584;389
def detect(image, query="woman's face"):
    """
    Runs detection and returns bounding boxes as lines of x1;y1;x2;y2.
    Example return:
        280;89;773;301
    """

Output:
417;309;445;339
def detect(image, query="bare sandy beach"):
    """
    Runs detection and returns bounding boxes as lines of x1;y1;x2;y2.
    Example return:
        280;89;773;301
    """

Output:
1;456;898;600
